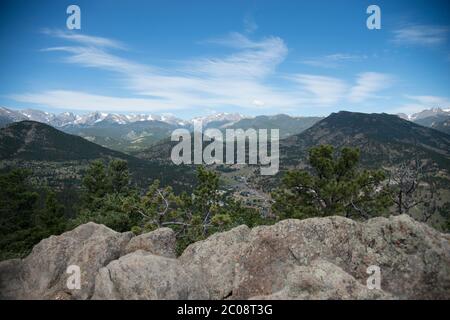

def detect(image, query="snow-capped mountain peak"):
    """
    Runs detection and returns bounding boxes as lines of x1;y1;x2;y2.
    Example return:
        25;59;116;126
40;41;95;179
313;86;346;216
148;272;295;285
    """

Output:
0;107;250;129
74;111;110;125
0;107;27;121
191;112;246;125
0;107;189;127
409;107;450;121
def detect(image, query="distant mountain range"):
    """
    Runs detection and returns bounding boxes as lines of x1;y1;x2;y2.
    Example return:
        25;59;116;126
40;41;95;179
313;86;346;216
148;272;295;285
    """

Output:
222;114;323;139
1;110;449;197
282;111;450;170
136;111;450;176
0;107;324;153
3;106;449;131
397;107;450;135
62;120;181;153
1;106;449;160
0;107;324;131
398;107;450;121
0;108;249;152
0;121;196;191
0;107;189;128
0;121;132;161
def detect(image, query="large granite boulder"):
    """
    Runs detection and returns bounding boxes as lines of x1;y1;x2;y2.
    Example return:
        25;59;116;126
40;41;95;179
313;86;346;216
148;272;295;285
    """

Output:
179;215;450;299
0;223;175;299
1;215;449;300
123;227;176;258
92;250;208;299
250;259;392;300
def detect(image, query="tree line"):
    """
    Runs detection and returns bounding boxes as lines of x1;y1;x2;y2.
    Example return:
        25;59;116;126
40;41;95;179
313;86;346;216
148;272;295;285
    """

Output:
1;145;448;260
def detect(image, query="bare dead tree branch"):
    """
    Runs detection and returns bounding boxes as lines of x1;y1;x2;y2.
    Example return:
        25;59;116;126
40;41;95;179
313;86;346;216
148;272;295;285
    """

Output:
156;188;169;217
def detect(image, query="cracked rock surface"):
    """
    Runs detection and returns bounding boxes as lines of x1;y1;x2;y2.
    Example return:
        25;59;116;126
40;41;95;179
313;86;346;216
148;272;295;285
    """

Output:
1;215;449;300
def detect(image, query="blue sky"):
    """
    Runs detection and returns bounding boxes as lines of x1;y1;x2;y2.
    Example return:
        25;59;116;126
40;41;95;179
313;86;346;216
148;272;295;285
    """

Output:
0;0;449;119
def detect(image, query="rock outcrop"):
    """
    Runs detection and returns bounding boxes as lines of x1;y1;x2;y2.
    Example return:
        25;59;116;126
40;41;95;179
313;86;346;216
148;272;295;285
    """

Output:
123;227;177;258
92;251;208;300
0;222;133;299
1;215;449;300
250;259;393;300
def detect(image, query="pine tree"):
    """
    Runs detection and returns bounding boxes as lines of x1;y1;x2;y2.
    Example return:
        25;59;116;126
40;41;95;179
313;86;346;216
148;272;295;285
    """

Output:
35;191;67;237
0;169;38;235
272;145;391;219
81;160;108;209
74;159;137;231
0;169;69;260
107;159;130;194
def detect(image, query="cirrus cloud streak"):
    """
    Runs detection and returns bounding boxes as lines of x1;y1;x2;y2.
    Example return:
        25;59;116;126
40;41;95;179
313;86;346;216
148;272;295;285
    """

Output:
10;30;394;113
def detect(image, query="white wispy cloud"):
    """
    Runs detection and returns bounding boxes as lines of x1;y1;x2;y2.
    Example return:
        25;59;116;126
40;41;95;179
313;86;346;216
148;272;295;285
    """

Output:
9;90;184;112
290;72;392;106
289;74;348;106
42;46;147;74
348;72;393;103
302;53;367;68
391;95;450;114
392;25;448;46
42;29;126;49
406;95;450;107
10;30;394;112
185;33;287;79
